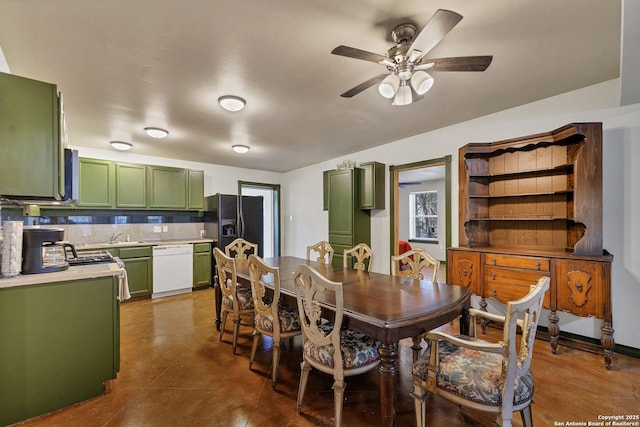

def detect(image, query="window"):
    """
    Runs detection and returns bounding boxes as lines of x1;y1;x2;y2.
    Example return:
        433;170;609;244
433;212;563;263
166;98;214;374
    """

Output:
409;190;438;242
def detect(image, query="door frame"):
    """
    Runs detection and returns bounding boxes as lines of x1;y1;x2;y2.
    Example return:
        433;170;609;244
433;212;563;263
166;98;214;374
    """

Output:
389;155;452;277
238;181;281;257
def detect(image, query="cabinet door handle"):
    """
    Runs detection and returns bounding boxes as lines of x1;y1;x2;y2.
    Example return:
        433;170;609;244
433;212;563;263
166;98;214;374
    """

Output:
536;262;541;270
491;288;497;297
462;269;468;275
491;273;496;280
492;258;497;265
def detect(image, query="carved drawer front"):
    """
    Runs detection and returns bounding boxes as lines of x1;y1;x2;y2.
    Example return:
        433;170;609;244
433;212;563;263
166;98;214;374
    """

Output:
485;253;550;271
555;259;605;318
484;266;551;307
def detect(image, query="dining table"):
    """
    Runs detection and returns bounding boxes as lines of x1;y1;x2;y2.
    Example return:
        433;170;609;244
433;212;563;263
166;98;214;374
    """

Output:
215;255;471;427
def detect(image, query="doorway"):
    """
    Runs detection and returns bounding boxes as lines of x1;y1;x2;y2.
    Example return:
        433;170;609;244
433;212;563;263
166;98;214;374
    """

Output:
390;156;452;277
238;181;280;258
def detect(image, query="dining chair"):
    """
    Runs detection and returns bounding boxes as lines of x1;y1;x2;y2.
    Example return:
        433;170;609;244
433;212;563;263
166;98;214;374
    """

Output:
225;238;258;260
213;247;254;354
247;254;302;389
293;264;380;427
391;248;441;362
306;240;334;265
342;243;373;272
411;276;550;427
391;248;440;282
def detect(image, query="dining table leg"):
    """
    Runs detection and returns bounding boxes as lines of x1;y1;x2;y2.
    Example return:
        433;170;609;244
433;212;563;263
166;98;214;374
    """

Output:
377;341;399;427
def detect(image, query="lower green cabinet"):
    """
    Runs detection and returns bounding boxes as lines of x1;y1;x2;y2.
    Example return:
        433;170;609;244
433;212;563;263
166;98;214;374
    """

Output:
0;275;119;426
118;246;153;297
193;243;212;289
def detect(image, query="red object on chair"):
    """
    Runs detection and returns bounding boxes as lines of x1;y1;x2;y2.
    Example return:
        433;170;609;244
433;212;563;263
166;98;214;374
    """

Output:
398;241;413;267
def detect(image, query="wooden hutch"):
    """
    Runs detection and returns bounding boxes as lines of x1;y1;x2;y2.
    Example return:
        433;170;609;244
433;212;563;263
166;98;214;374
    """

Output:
448;123;614;369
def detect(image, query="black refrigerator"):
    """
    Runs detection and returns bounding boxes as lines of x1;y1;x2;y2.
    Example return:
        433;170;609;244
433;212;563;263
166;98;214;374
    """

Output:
203;193;264;257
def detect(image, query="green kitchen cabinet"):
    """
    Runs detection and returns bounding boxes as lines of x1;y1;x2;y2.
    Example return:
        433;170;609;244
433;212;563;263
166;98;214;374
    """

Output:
326;168;371;267
187;169;205;210
358;161;385;210
77;158;115;208
147;165;187;209
116;162;147;208
0;71;65;199
0;275;119;426
193;242;212;289
118;246;153;297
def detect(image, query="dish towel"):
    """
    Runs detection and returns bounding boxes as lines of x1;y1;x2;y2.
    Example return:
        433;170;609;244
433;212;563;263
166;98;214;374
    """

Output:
116;257;131;302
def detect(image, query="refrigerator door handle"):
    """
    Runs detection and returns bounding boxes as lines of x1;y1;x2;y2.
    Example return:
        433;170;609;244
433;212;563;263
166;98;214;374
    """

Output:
238;196;245;238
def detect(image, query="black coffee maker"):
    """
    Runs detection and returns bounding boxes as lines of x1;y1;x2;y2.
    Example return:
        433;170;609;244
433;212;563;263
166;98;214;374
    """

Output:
22;228;77;274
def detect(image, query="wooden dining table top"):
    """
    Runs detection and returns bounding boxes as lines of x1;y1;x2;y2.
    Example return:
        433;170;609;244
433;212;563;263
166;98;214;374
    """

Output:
233;255;471;342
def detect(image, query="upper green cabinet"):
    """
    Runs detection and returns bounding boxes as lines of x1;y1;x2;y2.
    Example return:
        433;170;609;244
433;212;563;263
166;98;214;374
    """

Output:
323;161;385;211
77;158;115;208
76;158;204;211
358;161;385;210
147;165;187;209
116;163;147;208
0;72;65;199
187;169;205;210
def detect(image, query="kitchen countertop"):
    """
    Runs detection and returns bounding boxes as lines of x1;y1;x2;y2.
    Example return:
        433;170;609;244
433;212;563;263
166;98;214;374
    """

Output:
75;238;215;250
0;262;122;289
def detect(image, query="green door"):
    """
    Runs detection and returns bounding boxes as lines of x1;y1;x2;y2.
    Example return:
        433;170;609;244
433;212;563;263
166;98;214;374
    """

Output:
193;243;212;288
119;246;152;297
187;169;205;210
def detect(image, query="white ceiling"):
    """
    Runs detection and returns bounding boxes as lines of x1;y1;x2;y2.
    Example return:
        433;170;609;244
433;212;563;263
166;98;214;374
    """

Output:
0;1;623;173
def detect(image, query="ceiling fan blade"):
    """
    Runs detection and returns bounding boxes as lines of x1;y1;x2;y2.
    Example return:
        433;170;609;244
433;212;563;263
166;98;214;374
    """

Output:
340;74;388;98
409;9;463;60
331;45;389;64
417;56;493;72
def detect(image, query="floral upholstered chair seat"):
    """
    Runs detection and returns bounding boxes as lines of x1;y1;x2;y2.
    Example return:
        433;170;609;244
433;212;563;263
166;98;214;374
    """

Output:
412;337;534;407
303;322;379;370
222;285;254;310
254;303;301;333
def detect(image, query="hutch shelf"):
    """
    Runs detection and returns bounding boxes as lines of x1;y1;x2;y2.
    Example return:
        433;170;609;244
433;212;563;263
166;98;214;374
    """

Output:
448;123;614;369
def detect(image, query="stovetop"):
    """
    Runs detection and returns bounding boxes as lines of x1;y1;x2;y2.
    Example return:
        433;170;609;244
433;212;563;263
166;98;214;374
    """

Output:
68;250;115;266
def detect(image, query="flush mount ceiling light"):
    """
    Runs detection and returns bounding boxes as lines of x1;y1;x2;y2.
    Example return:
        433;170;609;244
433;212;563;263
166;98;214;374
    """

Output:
232;144;250;154
144;127;169;138
218;95;246;112
110;141;132;151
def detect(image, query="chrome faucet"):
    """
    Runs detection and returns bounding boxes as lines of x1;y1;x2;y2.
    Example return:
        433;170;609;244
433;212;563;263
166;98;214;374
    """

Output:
110;233;122;244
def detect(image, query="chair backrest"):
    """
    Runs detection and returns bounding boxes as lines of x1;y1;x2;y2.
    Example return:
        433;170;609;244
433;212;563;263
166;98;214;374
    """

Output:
225;238;258;260
293;264;344;378
248;254;280;325
391;248;440;282
500;276;550;411
213;247;240;310
306;240;334;265
343;243;373;272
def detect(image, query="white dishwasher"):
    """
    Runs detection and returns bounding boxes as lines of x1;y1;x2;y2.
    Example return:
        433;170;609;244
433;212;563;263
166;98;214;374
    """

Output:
152;244;194;298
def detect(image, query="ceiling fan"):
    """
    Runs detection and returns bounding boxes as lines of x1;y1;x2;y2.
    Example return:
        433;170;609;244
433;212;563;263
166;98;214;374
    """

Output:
331;9;493;106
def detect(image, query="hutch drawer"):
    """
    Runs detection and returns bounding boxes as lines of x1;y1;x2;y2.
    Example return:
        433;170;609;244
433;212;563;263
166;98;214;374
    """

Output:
484;253;550;272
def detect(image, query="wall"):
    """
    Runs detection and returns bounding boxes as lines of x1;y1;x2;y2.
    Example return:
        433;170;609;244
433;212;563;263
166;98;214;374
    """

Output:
281;78;640;349
398;179;446;261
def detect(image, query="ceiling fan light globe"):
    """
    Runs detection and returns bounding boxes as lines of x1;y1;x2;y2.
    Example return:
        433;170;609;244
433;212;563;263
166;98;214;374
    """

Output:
411;71;434;95
392;83;412;106
378;74;400;98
